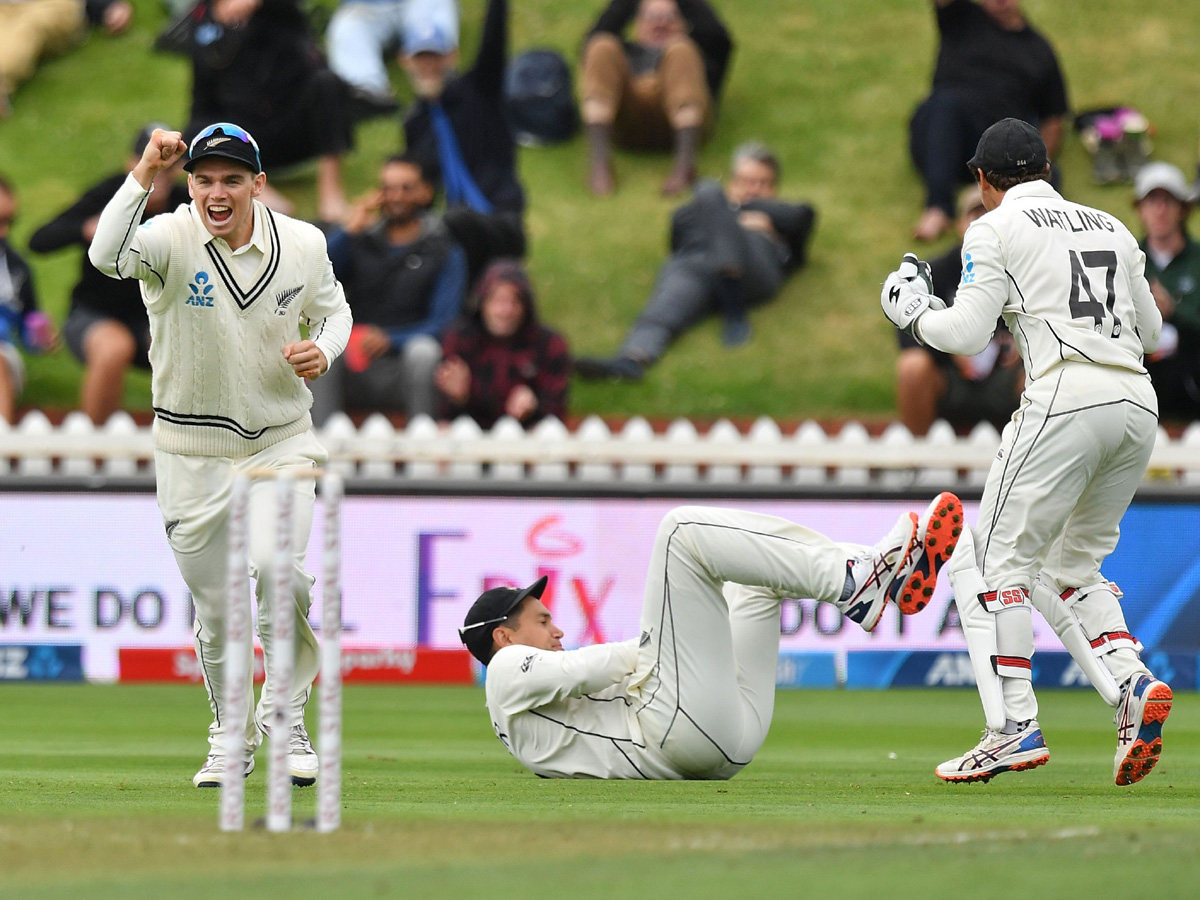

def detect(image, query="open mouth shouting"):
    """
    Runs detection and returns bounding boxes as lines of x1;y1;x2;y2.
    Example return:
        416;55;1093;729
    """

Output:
207;204;234;227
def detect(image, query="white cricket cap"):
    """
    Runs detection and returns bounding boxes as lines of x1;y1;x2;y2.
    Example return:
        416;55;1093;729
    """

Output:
1133;161;1193;204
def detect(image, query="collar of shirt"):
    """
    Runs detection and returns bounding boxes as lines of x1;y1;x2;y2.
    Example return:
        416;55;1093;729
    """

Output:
187;199;269;257
1000;180;1061;205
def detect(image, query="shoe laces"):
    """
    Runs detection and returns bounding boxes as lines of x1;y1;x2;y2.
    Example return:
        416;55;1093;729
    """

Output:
289;724;314;753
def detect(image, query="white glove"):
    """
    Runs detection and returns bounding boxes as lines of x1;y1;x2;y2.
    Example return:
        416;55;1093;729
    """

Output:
881;252;944;338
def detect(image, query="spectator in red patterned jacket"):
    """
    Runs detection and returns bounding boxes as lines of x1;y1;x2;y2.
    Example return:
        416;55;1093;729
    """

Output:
435;259;570;428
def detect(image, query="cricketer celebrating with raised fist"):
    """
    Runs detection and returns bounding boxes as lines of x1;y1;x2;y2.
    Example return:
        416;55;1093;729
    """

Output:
881;118;1173;786
89;124;353;788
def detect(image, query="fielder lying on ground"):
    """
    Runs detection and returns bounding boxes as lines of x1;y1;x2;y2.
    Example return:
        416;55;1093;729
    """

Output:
459;496;962;779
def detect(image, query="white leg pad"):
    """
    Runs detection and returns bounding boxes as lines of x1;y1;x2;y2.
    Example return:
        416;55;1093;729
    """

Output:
1032;576;1137;707
947;525;1007;731
982;587;1034;681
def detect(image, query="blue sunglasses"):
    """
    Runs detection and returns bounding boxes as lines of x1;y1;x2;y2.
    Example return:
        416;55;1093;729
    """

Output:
189;122;262;171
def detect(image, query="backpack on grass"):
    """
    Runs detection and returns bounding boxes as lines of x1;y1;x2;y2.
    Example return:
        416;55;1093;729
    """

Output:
505;48;580;147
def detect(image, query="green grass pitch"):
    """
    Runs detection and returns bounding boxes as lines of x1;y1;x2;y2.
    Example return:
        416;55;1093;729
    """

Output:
1;684;1197;898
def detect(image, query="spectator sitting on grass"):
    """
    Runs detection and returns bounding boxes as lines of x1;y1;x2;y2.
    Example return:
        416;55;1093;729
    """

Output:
0;0;133;118
184;0;356;222
575;142;814;382
580;0;733;197
325;0;459;120
0;175;57;424
436;259;570;429
310;154;466;425
909;0;1068;242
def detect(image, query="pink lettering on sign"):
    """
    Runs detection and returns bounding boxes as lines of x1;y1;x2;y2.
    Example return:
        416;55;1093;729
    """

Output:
526;516;583;558
573;576;613;644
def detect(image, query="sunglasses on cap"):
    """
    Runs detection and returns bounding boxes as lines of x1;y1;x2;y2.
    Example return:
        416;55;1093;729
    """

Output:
457;615;510;643
188;122;262;170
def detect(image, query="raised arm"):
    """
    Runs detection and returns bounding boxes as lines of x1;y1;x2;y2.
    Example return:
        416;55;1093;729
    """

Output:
87;129;186;283
470;0;509;88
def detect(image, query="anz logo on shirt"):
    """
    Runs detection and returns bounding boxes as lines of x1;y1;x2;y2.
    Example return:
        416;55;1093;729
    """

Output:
960;253;976;285
186;271;215;307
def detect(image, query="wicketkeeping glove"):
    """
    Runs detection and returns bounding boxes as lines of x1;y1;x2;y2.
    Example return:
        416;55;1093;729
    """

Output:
881;252;944;338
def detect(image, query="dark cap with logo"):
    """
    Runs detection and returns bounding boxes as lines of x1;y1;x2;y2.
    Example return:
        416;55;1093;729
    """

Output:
458;576;548;665
967;118;1048;177
184;122;263;174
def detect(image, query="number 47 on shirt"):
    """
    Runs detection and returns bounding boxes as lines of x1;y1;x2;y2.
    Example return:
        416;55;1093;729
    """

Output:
1068;249;1122;338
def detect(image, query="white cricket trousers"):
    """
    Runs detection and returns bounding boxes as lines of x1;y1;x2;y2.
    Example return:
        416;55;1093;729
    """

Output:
627;506;848;779
975;361;1158;721
155;431;328;751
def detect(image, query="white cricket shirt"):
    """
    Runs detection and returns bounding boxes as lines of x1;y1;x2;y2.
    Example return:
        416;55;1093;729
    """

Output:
484;640;683;779
915;180;1161;382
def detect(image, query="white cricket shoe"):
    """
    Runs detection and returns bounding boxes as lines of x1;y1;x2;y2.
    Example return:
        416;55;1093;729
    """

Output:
840;512;919;632
1114;674;1173;786
257;712;319;787
285;723;319;787
892;491;964;615
193;752;255;788
935;720;1049;783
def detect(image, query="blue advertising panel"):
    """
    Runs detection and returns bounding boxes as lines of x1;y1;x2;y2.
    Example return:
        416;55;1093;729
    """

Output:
0;644;84;681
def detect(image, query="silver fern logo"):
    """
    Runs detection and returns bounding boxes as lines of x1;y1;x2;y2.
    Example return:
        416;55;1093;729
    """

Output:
274;286;302;316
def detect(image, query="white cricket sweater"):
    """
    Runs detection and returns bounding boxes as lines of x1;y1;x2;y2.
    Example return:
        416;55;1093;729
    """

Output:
89;174;353;457
485;639;684;779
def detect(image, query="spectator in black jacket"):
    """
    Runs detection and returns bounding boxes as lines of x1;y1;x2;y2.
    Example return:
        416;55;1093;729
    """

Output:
910;0;1068;241
580;0;733;196
29;124;190;424
575;142;815;381
184;0;355;222
401;0;526;286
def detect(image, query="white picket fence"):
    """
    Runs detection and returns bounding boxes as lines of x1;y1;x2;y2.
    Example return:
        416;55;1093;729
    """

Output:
1;410;1198;487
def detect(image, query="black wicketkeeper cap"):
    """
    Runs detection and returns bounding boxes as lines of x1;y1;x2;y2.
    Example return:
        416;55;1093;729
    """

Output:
184;122;263;174
967;117;1048;177
458;576;548;665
